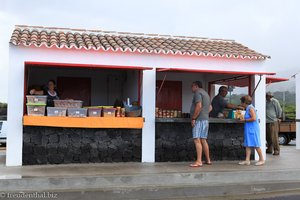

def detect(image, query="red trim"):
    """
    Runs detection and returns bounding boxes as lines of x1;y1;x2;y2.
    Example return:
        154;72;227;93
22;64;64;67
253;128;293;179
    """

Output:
25;61;153;70
248;75;252;95
266;77;289;84
156;68;275;75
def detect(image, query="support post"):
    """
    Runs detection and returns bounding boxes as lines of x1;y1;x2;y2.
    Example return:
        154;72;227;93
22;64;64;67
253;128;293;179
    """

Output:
6;49;24;166
141;69;156;162
252;75;266;160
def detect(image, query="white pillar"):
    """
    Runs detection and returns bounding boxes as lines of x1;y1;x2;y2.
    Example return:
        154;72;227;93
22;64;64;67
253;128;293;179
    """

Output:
253;75;266;160
296;74;300;150
6;48;24;166
141;69;156;162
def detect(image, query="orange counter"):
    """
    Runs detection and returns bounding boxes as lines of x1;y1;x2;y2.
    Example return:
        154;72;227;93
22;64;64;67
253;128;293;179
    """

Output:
23;116;144;129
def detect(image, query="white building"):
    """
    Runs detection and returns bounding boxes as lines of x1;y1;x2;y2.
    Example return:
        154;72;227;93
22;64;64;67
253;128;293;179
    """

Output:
7;25;274;166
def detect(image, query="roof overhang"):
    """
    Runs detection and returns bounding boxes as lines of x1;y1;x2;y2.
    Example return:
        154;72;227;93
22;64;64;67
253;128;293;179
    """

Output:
266;76;289;84
25;61;153;70
156;68;275;75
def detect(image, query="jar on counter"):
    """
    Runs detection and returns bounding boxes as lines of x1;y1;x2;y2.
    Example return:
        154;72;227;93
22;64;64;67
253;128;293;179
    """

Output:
158;110;163;118
170;110;174;118
178;111;182;118
174;110;178;118
162;110;167;118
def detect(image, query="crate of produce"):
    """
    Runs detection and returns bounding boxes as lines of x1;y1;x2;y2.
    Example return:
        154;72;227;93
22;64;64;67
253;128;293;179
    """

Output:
87;107;102;117
47;107;67;117
54;100;83;108
102;108;116;117
26;95;47;104
26;103;46;116
67;108;87;117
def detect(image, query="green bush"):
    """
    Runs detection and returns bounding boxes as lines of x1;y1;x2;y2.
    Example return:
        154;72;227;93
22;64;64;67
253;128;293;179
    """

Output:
0;102;7;108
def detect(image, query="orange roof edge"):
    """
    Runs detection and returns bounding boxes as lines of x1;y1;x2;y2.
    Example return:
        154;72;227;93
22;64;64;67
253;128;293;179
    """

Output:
266;76;289;84
157;68;276;75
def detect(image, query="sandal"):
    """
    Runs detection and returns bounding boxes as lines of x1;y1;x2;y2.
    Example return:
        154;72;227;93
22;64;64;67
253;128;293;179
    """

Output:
238;160;251;166
255;161;265;166
189;163;203;167
204;161;212;165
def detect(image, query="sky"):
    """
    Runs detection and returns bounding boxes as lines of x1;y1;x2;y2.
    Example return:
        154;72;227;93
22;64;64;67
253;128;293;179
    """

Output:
0;0;299;102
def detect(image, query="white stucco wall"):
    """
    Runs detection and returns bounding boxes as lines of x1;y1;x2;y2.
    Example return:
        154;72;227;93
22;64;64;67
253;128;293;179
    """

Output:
7;45;269;166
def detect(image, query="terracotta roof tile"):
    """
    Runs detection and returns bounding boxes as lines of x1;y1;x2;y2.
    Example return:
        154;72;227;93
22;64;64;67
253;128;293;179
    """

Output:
9;25;270;60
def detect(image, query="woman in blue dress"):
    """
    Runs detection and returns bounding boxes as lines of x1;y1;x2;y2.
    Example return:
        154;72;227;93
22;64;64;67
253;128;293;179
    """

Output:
238;95;265;166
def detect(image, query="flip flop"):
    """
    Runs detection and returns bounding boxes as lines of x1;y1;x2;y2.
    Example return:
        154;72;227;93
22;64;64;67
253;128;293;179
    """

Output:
189;163;203;167
204;161;212;165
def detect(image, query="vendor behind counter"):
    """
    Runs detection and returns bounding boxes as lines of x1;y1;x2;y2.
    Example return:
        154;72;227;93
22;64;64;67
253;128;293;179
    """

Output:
29;80;59;107
210;86;243;118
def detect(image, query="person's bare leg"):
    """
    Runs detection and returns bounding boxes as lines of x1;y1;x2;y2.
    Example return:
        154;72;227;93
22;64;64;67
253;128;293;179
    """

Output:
255;147;265;161
193;138;203;165
245;147;251;161
201;139;211;163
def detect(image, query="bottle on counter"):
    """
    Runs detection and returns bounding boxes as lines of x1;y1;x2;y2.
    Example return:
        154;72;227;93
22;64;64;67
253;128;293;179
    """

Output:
174;110;178;118
121;108;126;117
116;107;121;117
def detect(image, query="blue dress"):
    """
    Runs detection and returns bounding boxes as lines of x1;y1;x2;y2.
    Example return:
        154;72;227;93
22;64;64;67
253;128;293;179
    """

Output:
244;104;261;147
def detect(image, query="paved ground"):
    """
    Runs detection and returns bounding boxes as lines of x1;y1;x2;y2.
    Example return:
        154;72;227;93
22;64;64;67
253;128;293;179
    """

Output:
0;143;299;178
0;142;299;200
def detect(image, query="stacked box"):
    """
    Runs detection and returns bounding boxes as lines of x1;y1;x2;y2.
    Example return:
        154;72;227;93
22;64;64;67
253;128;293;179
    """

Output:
27;103;46;116
26;95;47;116
26;95;47;104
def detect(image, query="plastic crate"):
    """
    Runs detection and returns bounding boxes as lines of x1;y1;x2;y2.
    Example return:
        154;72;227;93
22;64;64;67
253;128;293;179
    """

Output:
102;108;116;117
26;95;47;104
54;100;83;108
87;107;102;117
27;103;46;116
47;107;67;117
67;108;87;117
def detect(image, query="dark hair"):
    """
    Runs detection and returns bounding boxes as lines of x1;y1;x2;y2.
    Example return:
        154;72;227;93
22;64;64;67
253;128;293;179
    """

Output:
240;95;252;105
192;81;203;88
48;80;56;85
218;86;228;94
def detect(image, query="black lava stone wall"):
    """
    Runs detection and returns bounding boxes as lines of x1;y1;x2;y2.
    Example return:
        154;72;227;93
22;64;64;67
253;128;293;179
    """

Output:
23;127;141;165
155;122;250;162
